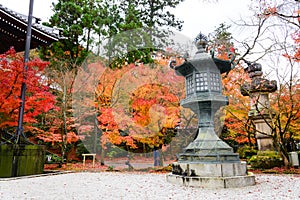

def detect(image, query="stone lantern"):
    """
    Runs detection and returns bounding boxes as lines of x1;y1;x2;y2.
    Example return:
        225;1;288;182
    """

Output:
166;33;255;188
241;61;277;151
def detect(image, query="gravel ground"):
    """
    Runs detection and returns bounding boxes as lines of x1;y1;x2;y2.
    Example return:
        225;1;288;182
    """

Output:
0;172;299;200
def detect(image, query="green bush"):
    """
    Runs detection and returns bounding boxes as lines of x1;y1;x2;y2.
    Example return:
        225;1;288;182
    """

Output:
249;151;284;169
237;145;258;160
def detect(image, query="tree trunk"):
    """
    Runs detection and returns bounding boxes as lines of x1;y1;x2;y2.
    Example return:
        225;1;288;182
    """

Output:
61;76;68;163
93;118;98;154
273;136;290;167
159;149;163;166
86;27;91;52
282;153;289;167
100;147;105;165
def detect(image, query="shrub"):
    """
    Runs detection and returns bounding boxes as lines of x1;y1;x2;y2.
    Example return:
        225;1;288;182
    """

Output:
249;151;284;169
237;145;258;160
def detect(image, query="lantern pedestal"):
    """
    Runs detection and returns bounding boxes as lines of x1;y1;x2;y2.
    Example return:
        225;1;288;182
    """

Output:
177;127;240;162
166;126;255;188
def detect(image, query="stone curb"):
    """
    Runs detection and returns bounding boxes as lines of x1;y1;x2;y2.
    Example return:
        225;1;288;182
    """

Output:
0;170;74;181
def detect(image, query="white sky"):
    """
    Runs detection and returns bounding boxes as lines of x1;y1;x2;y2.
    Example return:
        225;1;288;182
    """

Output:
0;0;252;39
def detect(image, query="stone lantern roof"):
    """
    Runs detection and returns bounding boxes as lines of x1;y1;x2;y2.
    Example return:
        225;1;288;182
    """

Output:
174;34;235;107
175;33;234;77
0;4;61;53
175;48;219;77
241;62;277;96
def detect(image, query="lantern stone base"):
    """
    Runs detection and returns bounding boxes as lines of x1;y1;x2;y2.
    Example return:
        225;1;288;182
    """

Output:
166;161;255;188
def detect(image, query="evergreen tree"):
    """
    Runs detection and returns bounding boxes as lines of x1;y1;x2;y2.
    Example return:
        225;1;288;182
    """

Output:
209;23;233;50
103;0;185;68
40;0;105;68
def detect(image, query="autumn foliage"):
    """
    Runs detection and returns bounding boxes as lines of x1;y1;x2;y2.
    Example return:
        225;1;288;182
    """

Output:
221;66;256;146
74;60;184;153
0;48;56;135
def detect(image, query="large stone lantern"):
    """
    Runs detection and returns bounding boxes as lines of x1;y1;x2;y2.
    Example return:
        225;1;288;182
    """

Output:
166;33;255;188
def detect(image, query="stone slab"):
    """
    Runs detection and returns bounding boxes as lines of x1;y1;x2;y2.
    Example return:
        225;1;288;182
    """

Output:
166;173;256;188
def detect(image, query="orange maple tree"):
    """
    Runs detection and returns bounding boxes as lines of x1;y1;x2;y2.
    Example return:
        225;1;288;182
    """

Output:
74;60;184;153
99;63;183;152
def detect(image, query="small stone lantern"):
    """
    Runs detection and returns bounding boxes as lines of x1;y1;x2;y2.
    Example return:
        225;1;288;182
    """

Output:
241;61;277;151
166;33;255;188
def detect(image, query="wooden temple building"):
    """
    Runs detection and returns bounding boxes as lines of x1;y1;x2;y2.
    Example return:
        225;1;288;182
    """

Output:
0;4;60;54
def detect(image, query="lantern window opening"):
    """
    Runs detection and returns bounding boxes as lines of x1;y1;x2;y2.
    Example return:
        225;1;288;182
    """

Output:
210;72;221;92
186;74;194;96
195;72;208;92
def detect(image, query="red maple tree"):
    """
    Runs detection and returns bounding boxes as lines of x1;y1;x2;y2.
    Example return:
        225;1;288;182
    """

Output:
0;48;57;137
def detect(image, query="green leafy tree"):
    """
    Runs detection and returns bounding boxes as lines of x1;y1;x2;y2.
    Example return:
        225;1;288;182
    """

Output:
138;0;184;47
38;0;106;160
139;0;184;30
102;0;184;68
40;0;106;66
104;0;151;68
